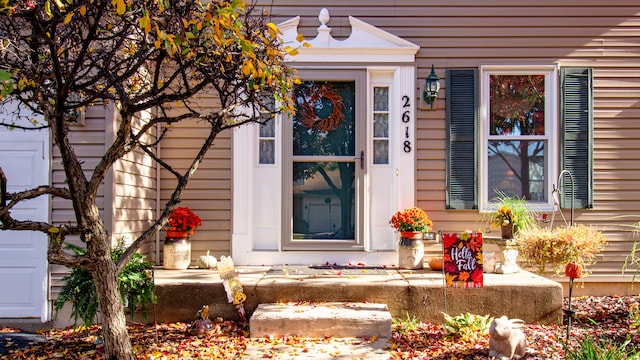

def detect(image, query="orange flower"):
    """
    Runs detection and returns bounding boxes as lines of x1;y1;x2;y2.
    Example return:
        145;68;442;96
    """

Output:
389;207;432;233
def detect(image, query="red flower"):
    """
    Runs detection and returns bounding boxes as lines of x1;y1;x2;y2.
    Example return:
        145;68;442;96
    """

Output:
165;207;202;233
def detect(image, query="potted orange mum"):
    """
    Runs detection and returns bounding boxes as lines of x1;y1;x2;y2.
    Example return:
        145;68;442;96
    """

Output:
165;206;202;238
389;207;433;238
163;206;202;270
390;207;433;269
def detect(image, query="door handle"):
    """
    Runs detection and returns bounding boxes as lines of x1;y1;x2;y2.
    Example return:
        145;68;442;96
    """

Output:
354;150;364;169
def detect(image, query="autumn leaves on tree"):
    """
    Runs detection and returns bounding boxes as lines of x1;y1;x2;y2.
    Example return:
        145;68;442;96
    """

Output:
0;0;301;358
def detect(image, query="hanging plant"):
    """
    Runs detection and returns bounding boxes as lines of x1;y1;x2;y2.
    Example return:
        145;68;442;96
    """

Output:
517;223;607;275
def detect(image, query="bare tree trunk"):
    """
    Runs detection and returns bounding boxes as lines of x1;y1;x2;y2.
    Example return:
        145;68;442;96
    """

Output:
92;257;134;360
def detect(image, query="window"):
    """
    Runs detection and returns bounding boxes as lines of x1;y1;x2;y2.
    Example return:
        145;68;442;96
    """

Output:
259;119;275;164
446;67;592;211
481;67;557;209
258;98;276;165
373;86;390;164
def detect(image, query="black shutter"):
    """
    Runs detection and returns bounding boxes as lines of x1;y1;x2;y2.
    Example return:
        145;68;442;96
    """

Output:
560;68;593;209
445;69;478;209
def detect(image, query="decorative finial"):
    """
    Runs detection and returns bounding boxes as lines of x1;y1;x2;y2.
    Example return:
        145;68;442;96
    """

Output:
318;8;330;29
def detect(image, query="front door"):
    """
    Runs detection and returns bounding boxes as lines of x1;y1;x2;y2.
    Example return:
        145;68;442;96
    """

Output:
283;70;365;250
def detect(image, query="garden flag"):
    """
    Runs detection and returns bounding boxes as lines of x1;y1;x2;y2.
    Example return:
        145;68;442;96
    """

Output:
443;232;483;288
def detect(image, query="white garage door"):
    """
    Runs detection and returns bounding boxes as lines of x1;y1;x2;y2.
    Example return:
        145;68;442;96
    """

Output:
0;130;49;321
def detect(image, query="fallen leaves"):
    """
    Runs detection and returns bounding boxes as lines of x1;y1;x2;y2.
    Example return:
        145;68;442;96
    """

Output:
388;295;640;359
2;296;639;359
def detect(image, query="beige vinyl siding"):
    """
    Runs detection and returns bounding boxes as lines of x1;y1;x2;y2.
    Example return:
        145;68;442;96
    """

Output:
112;109;157;259
159;94;232;266
50;105;110;299
260;1;640;283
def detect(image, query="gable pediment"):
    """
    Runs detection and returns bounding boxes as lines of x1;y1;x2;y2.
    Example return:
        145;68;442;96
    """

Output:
279;8;419;63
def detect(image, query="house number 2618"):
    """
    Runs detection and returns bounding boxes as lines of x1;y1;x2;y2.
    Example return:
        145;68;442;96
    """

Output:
401;95;411;153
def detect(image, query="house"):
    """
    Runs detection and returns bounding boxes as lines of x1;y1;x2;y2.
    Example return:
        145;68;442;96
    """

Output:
1;1;639;324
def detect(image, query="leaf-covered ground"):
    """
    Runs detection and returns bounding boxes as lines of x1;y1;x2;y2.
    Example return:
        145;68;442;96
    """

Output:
1;296;639;359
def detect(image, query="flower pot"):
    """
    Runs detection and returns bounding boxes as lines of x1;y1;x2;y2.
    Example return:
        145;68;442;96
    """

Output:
166;230;191;238
501;223;516;239
163;236;191;270
399;233;424;270
400;231;423;239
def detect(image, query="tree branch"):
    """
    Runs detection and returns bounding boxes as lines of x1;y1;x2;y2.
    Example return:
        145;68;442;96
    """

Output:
0;122;49;131
47;230;91;269
116;118;222;270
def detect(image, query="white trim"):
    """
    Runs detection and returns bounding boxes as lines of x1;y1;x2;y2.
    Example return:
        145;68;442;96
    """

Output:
393;66;417;211
479;65;559;212
280;10;419;64
232;9;419;265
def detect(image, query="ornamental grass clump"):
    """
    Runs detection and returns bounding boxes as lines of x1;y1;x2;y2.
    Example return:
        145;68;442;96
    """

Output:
485;190;537;232
517;223;607;274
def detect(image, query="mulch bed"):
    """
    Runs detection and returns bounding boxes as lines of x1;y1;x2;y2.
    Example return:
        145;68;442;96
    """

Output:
1;295;639;359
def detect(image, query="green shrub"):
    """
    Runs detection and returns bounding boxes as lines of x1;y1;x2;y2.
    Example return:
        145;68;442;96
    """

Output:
54;240;156;327
442;312;493;343
392;312;420;333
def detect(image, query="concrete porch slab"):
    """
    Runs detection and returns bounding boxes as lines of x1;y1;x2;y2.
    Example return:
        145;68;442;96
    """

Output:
152;266;563;326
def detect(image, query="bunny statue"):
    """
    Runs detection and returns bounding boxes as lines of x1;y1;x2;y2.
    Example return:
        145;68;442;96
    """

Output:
488;316;527;359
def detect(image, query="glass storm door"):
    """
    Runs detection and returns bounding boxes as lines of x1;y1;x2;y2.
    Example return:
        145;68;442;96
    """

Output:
284;70;365;250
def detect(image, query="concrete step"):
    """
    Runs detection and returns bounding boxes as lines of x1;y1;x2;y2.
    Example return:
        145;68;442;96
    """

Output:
249;302;392;338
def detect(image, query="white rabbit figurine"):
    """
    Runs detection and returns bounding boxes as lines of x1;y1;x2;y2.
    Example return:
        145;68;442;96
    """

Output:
488;316;527;359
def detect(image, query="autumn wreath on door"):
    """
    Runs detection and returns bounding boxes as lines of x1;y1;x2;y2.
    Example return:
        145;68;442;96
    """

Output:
296;83;345;132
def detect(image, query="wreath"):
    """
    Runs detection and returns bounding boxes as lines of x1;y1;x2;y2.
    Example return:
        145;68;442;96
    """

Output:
297;83;345;132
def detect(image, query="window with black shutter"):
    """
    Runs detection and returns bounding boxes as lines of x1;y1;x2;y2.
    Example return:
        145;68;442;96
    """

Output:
445;67;593;211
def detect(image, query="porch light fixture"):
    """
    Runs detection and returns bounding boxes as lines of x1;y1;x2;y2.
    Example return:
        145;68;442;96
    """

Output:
422;64;440;109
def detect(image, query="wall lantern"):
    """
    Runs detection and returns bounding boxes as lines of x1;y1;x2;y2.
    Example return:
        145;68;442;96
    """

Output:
422;64;440;109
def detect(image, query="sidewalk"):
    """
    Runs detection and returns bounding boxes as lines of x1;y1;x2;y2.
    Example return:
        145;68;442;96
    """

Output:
240;336;391;359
